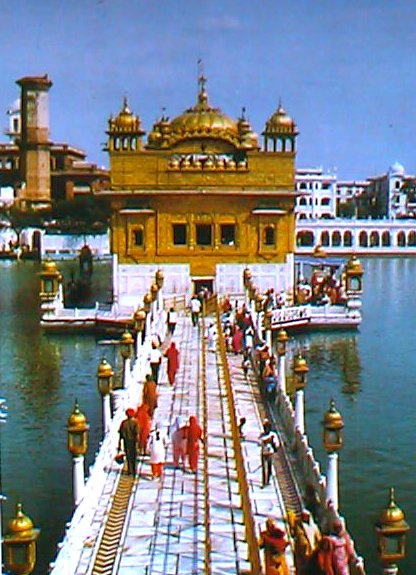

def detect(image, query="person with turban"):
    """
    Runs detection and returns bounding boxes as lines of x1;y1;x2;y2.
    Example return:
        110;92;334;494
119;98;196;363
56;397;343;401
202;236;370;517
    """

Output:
259;518;289;575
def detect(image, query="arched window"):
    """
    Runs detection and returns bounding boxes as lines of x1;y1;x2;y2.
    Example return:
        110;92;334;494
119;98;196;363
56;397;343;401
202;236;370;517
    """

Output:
321;197;331;206
408;231;416;246
264;225;275;246
297;230;314;247
344;231;352;247
382;231;391;247
132;227;144;247
332;231;341;247
299;197;308;206
370;231;380;247
359;231;368;247
397;231;406;247
321;231;330;246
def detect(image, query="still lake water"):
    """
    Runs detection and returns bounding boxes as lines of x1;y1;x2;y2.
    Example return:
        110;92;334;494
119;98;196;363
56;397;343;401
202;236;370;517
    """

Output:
0;257;415;574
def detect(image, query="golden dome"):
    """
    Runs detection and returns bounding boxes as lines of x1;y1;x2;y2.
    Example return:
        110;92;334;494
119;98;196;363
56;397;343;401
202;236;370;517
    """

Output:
97;358;114;379
42;259;58;273
168;76;240;147
8;503;34;535
264;103;297;135
323;399;344;430
293;354;309;374
109;96;144;133
67;401;88;430
120;328;134;347
378;489;406;526
346;254;363;274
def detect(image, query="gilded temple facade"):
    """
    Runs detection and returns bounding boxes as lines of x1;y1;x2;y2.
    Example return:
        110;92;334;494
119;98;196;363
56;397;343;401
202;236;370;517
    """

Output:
102;76;299;305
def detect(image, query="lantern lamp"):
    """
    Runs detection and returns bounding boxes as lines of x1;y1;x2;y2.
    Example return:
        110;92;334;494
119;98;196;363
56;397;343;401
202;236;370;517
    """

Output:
3;502;40;575
313;244;327;258
155;268;164;289
345;254;364;294
150;282;159;302
322;399;344;452
263;308;273;331
255;293;264;313
120;328;134;360
39;259;62;297
143;292;152;313
276;329;289;356
243;267;252;288
67;400;89;457
293;353;309;390
134;307;146;333
96;358;114;396
376;488;410;567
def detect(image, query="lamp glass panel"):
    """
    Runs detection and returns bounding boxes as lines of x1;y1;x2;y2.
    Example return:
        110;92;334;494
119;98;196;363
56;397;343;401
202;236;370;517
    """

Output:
9;543;27;563
384;535;402;555
44;278;53;293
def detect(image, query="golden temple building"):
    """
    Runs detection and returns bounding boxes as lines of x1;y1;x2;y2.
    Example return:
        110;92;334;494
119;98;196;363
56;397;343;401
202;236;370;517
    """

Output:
100;75;299;304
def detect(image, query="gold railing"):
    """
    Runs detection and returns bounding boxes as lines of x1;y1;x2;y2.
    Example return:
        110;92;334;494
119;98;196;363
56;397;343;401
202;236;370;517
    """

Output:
215;306;263;574
200;314;212;575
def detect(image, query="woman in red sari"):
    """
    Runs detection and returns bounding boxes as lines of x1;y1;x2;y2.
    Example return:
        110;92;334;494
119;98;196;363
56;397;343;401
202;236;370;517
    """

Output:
164;341;180;386
135;403;152;455
186;415;203;473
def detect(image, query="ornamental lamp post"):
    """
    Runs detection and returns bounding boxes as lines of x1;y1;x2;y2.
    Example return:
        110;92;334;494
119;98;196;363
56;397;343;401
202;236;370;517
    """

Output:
38;259;63;317
255;293;263;335
293;354;309;435
143;291;153;333
243;267;252;305
276;329;289;395
263;308;273;350
97;358;114;435
3;502;40;575
345;254;364;295
376;488;410;575
155;269;164;310
134;307;146;351
322;399;344;511
119;328;134;389
67;400;89;506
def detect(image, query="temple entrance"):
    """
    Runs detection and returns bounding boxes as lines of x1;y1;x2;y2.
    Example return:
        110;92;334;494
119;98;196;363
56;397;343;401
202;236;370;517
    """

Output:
193;278;214;297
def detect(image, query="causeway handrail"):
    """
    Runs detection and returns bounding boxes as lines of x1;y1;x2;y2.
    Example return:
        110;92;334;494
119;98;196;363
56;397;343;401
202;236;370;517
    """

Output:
215;305;263;575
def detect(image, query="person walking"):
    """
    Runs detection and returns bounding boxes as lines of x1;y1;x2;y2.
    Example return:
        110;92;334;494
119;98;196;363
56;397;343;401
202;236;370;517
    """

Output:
259;518;290;575
190;294;202;327
142;374;158;418
258;419;279;487
170;416;187;470
118;408;140;477
149;341;162;383
149;427;168;480
135;403;152;456
166;306;178;335
164;341;180;385
186;415;203;473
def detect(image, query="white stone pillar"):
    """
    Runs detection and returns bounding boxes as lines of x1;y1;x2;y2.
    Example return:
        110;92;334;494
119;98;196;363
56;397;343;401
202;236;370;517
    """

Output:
382;566;398;575
294;389;305;435
112;388;126;415
277;353;287;395
326;452;339;511
102;394;111;435
265;327;272;350
72;455;85;506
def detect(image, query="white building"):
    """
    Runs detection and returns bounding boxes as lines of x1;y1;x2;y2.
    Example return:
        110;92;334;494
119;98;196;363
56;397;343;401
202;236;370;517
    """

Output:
295;167;337;220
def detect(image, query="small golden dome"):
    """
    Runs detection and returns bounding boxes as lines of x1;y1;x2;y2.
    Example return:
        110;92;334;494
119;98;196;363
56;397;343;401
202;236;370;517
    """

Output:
120;329;134;347
110;96;143;133
346;254;363;274
277;328;289;343
313;245;327;258
323;399;344;430
42;259;58;273
67;401;88;430
294;354;309;374
8;503;34;535
97;358;114;379
378;489;406;526
264;103;297;135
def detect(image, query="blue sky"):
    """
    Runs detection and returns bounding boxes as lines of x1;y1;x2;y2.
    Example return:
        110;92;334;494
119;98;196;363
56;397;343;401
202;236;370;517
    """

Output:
2;0;416;180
